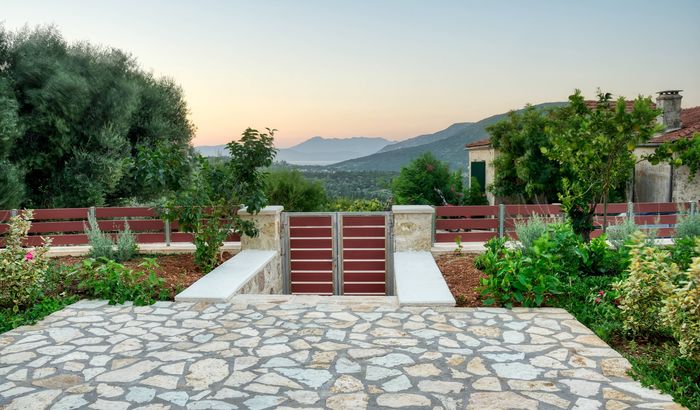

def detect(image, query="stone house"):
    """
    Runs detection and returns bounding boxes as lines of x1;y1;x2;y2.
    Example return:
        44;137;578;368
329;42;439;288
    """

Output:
466;90;700;205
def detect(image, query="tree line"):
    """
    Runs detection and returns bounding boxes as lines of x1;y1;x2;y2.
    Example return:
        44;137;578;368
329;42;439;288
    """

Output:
0;25;194;208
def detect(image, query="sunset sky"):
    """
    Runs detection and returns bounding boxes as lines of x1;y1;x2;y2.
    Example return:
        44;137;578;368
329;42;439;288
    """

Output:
3;0;700;148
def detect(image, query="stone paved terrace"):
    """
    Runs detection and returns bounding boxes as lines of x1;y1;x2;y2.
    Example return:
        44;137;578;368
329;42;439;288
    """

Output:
0;296;684;410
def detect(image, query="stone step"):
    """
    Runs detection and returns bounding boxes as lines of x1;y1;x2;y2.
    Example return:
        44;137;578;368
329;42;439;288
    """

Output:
175;249;277;302
393;251;456;306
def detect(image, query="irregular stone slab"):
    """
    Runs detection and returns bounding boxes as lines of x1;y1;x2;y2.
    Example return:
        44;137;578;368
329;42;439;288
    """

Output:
275;368;332;389
186;358;229;389
4;389;61;410
467;391;539;409
96;360;160;383
376;393;431;408
326;392;368;410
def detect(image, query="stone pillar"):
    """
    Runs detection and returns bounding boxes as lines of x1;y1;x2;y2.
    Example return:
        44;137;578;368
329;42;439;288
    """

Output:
392;205;435;252
238;205;284;252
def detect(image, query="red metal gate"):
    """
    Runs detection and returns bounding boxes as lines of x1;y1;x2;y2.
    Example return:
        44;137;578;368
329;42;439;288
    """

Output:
283;212;392;296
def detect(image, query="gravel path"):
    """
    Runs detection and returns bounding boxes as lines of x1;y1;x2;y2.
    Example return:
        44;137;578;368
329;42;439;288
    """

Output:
0;295;683;409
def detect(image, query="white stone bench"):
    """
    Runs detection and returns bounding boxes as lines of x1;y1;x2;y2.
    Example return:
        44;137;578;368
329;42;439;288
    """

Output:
175;249;277;302
393;251;456;306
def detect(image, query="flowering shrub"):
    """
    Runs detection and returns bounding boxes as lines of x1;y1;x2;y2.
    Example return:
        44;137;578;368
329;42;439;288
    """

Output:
0;210;52;311
662;244;700;360
616;233;676;334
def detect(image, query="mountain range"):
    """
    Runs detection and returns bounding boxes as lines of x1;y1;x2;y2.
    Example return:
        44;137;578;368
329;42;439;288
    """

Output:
194;102;565;170
330;102;565;171
195;136;394;165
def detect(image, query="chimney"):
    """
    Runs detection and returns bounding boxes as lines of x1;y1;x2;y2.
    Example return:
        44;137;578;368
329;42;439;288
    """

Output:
656;90;683;131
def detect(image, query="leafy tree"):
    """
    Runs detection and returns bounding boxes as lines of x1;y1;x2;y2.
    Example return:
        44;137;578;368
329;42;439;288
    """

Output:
264;169;327;212
645;133;700;180
543;90;659;240
486;105;565;203
391;152;484;205
1;25;195;207
0;73;24;208
391;152;456;205
166;128;276;271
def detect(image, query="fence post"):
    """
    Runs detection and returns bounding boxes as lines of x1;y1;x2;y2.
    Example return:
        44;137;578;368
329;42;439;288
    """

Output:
498;203;505;238
164;219;171;247
10;209;17;218
691;201;697;216
88;206;96;221
627;202;634;219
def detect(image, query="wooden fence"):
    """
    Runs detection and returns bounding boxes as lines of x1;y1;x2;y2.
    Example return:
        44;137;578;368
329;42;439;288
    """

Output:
0;207;241;247
434;201;698;243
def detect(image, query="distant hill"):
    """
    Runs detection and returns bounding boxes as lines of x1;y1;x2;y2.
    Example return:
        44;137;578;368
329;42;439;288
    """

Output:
329;102;565;172
378;122;473;153
195;136;394;165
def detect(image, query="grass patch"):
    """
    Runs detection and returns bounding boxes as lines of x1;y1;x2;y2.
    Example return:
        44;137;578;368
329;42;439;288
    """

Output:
0;296;79;333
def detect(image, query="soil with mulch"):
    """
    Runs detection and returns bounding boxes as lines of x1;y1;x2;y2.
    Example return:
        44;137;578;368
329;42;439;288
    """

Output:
53;253;234;296
434;253;488;307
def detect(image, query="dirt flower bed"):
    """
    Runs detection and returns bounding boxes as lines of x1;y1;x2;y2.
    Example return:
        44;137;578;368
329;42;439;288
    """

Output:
53;252;234;295
434;253;487;307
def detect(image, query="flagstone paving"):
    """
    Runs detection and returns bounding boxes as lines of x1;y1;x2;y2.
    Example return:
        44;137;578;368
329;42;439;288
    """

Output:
0;295;684;409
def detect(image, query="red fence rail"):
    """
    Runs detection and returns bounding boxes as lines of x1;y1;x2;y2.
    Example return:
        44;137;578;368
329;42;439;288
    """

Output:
435;201;698;243
0;207;241;247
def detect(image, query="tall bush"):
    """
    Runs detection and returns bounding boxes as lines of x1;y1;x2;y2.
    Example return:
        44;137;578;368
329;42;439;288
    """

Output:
167;128;276;272
616;233;676;334
662;245;700;360
0;210;52;311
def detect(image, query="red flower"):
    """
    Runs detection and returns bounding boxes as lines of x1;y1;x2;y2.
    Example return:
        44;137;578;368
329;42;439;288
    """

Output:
25;251;34;261
594;297;602;304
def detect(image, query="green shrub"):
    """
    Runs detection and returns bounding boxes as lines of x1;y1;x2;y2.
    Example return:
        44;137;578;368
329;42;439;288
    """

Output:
670;236;698;270
675;211;700;239
193;218;229;273
328;198;388;212
78;258;169;305
115;221;138;262
552;275;622;341
85;212;115;260
474;236;508;273
607;217;639;250
85;214;139;262
0;210;52;311
514;214;548;252
264;168;327;212
478;234;562;308
616;233;676;334
0;295;79;333
662;247;700;360
577;234;628;276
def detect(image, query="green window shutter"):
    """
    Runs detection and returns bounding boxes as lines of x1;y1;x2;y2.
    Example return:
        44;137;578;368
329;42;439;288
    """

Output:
471;161;486;193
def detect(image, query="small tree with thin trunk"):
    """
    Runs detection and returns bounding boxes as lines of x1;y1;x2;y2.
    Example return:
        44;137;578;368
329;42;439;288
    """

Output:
543;90;659;241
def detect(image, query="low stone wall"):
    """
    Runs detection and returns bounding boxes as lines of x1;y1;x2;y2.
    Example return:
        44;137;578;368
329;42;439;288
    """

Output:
236;254;283;295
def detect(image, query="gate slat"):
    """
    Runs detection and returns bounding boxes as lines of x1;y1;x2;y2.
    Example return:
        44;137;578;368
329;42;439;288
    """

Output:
291;261;333;271
343;238;386;248
291;272;333;282
344;272;386;282
290;238;332;249
290;227;332;238
342;216;385;226
289;216;332;226
291;283;334;294
291;249;333;259
344;249;386;259
342;227;385;237
344;260;385;271
344;283;386;293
